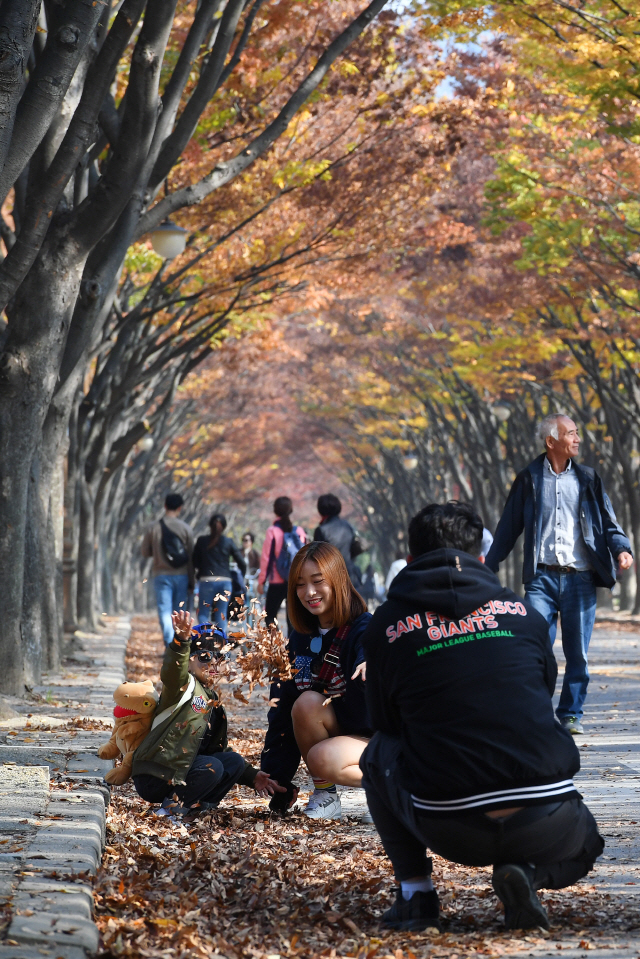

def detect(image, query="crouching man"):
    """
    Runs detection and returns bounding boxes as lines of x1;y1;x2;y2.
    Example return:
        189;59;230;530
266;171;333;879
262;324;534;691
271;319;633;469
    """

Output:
360;502;603;933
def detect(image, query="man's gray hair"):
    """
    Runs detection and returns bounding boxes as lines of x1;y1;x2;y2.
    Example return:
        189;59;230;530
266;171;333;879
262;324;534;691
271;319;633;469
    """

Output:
537;413;565;447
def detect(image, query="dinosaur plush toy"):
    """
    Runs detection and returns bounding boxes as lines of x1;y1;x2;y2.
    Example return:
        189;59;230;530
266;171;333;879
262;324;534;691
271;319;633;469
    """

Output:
98;680;159;785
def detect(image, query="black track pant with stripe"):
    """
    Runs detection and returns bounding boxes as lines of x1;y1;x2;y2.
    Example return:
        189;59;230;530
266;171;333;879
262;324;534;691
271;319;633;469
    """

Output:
360;732;604;885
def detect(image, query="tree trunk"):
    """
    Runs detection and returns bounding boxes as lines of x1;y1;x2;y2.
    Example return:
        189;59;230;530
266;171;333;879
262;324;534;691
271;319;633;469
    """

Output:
76;474;97;629
38;400;72;668
0;0;41;176
21;457;43;687
0;237;85;693
632;522;640;616
63;398;82;632
16;409;67;684
596;586;614;612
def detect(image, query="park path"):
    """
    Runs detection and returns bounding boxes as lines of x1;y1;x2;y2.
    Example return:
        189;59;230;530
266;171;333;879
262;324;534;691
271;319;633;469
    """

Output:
97;614;640;959
570;621;640;889
2;614;640;958
511;619;640;958
0;618;129;958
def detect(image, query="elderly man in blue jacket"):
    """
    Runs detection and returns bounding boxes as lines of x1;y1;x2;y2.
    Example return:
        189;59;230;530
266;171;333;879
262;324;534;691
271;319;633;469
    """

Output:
486;413;633;734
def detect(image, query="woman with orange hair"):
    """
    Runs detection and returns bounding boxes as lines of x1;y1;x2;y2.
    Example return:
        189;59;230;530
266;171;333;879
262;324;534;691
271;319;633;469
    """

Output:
260;542;372;820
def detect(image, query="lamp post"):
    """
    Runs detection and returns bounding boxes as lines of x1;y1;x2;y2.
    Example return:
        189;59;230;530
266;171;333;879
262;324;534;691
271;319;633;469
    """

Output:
138;436;154;452
492;404;511;423
402;454;418;470
149;220;188;259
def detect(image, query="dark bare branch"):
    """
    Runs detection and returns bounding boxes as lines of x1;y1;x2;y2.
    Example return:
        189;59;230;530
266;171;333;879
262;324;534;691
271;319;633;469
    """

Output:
137;0;389;238
149;0;246;190
0;0;104;205
70;0;178;252
148;0;222;180
0;0;41;177
0;0;147;312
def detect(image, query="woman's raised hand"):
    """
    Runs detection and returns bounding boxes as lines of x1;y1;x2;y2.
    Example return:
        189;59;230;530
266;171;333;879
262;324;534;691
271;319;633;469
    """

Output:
172;609;193;644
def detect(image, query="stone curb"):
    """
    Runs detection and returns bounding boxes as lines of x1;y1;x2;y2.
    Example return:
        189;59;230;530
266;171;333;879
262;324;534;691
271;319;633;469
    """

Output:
0;617;130;957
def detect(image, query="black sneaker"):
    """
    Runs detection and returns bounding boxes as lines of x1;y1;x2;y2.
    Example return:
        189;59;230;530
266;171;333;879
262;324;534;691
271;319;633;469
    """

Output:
269;782;298;813
492;864;549;930
381;888;441;932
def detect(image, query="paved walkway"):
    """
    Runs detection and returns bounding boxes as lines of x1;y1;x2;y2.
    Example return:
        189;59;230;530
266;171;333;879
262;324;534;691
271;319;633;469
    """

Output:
0;618;129;958
572;623;640;888
517;621;640;957
3;615;639;958
227;616;640;956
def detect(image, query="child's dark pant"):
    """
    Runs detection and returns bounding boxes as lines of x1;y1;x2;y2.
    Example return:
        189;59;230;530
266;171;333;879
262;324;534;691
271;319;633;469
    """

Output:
134;751;246;808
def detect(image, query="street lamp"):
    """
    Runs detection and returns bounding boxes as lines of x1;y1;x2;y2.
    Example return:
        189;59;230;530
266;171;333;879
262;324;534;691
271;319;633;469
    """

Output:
139;436;154;452
402;454;419;471
492;403;511;423
149;220;188;259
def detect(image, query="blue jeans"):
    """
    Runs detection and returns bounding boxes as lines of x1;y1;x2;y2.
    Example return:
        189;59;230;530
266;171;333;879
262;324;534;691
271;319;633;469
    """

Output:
526;569;597;720
198;578;232;633
154;573;190;646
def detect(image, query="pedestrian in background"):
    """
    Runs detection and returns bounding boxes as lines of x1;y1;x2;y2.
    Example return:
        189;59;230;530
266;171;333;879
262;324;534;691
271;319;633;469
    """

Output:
241;532;260;575
193;513;246;633
385;549;407;592
486;413;633;734
314;493;362;586
240;531;261;625
258;497;306;629
360;563;378;611
141;493;194;646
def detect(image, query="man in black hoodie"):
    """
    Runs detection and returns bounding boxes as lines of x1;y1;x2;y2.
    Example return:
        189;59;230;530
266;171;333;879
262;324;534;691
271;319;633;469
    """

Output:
360;502;603;933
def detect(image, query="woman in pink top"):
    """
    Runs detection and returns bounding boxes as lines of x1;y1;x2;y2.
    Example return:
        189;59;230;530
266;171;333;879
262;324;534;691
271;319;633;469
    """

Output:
257;496;306;631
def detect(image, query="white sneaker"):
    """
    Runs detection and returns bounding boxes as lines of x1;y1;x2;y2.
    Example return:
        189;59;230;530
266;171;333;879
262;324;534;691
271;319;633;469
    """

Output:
303;788;342;820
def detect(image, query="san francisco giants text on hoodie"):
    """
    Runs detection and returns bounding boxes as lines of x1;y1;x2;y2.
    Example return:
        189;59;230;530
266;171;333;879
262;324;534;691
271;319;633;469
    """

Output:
362;549;581;815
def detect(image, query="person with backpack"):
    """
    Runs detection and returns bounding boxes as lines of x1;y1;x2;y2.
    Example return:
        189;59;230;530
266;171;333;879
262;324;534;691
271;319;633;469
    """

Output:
257;496;306;630
141;493;195;646
193;513;246;633
314;493;363;586
261;542;372;820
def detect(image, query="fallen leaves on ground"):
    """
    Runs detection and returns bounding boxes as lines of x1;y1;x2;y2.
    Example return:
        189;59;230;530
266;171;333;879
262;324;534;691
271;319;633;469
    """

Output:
93;617;640;958
593;620;640;634
64;715;114;730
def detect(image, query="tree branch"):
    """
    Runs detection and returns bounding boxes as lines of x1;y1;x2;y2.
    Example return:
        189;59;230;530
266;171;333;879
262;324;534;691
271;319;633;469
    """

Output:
0;0;147;313
147;0;222;186
0;0;104;205
70;0;178;253
136;0;389;237
149;0;246;190
0;0;41;178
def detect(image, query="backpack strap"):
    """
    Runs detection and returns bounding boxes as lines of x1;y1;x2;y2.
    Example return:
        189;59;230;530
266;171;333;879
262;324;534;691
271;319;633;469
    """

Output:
266;521;283;580
266;533;276;581
151;675;195;730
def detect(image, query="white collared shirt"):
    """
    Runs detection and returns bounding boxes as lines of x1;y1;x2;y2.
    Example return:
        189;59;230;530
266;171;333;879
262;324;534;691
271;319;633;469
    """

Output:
538;457;591;569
